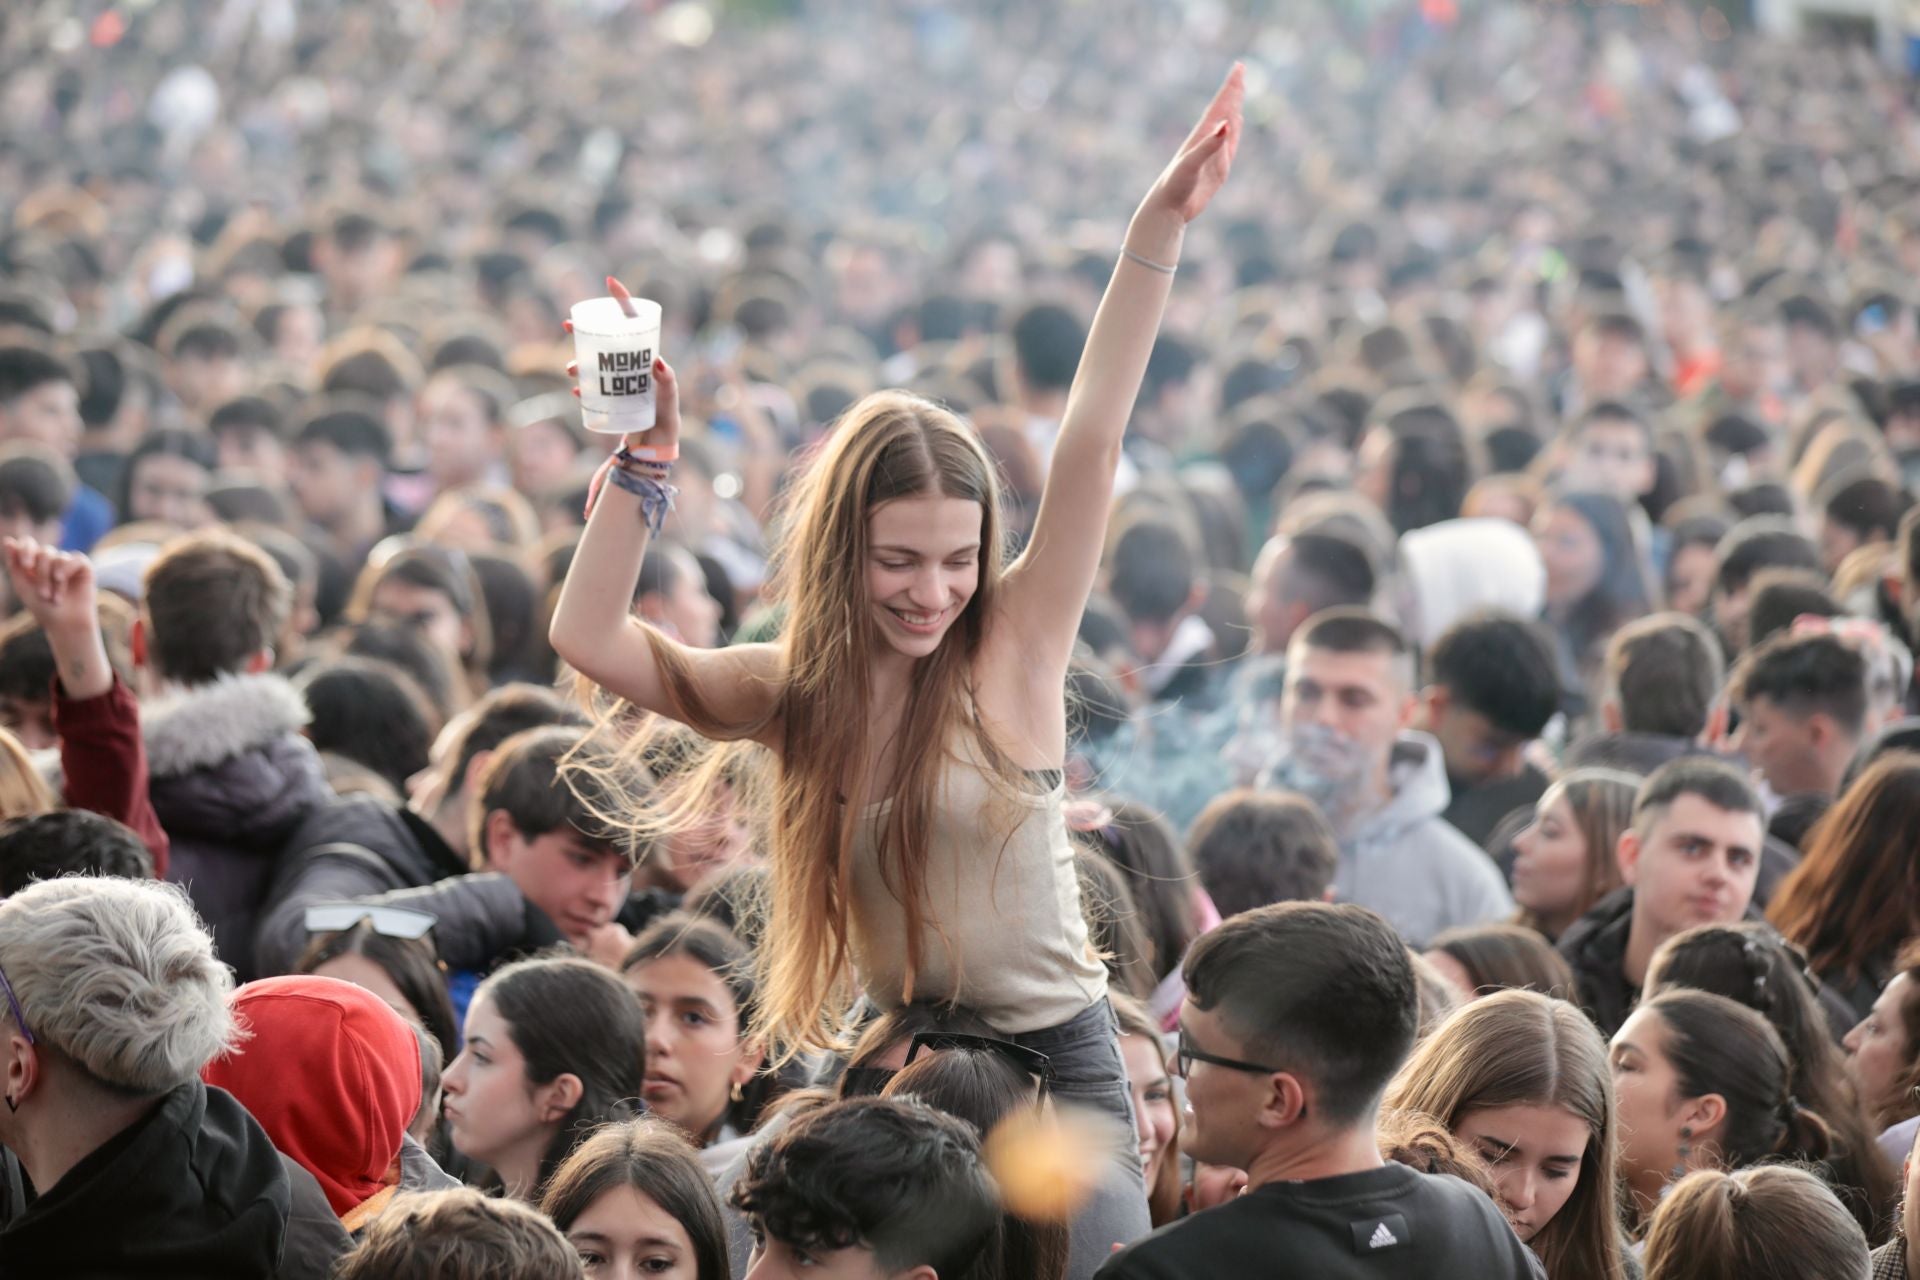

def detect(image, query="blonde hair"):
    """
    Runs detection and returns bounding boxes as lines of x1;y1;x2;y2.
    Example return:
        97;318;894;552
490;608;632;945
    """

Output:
1384;990;1629;1280
1642;1166;1867;1280
583;391;1017;1057
0;726;55;819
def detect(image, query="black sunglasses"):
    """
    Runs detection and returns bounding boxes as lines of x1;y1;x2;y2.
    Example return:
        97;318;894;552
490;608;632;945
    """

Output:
838;1065;898;1099
905;1031;1056;1092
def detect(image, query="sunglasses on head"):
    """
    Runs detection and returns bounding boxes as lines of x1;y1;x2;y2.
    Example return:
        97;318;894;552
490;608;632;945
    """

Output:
905;1031;1055;1092
303;904;438;940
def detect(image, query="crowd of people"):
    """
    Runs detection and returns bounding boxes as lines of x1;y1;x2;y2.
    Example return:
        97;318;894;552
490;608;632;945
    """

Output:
7;0;1920;1275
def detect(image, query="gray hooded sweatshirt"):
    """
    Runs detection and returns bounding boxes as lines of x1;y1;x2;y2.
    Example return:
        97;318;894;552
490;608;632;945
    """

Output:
1333;731;1514;946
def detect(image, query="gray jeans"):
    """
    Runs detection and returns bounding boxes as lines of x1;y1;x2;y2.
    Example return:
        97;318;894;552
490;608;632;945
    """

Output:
1008;997;1153;1279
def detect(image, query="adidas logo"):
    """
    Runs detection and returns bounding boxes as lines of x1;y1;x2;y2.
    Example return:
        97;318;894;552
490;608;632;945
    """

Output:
1367;1222;1399;1249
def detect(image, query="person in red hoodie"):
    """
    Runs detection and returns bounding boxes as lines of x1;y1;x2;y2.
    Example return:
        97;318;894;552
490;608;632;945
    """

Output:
205;974;458;1235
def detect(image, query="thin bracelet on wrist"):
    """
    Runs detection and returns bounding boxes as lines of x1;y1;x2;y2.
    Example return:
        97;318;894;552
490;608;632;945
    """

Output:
1120;245;1178;275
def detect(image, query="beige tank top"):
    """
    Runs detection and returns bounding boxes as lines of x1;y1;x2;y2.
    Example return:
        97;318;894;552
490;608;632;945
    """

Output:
846;741;1108;1034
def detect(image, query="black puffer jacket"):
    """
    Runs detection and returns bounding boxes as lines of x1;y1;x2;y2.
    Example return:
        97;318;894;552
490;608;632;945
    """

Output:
253;795;468;976
147;674;333;978
0;1079;351;1279
1558;887;1641;1038
1558;887;1859;1043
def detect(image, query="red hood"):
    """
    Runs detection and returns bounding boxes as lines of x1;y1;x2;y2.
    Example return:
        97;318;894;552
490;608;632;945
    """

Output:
203;975;421;1218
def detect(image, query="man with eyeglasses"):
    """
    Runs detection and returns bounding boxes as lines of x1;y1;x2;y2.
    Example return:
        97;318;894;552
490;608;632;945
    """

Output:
1096;902;1540;1279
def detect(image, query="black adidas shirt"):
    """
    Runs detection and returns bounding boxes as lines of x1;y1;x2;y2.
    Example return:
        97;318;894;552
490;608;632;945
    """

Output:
1094;1162;1545;1280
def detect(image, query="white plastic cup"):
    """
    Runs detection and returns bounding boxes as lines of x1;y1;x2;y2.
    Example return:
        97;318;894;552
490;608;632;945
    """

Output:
570;295;663;435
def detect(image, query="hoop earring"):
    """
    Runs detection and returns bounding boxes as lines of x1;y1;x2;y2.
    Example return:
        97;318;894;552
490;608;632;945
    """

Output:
4;1095;15;1113
730;1079;745;1105
1669;1125;1693;1181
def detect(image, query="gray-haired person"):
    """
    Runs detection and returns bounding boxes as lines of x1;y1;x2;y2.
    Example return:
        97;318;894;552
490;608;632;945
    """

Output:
0;876;348;1278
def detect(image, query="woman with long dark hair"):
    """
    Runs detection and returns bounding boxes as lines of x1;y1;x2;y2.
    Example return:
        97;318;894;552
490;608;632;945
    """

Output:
541;1119;731;1280
1645;922;1897;1242
297;916;461;1065
1533;490;1656;709
1610;989;1840;1232
619;913;785;1148
440;956;647;1201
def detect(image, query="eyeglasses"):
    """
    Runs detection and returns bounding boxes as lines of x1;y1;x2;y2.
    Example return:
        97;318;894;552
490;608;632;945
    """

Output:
905;1031;1056;1093
1175;1027;1284;1080
0;959;33;1045
304;905;438;940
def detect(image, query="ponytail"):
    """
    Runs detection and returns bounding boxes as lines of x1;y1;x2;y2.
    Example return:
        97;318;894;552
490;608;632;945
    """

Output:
1777;1096;1836;1166
1641;990;1807;1170
1643;1167;1867;1280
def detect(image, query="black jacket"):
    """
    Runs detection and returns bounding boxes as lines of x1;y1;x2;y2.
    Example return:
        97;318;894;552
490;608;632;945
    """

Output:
0;1079;347;1279
1557;887;1640;1038
343;871;568;973
253;796;469;976
1559;887;1860;1043
148;674;333;979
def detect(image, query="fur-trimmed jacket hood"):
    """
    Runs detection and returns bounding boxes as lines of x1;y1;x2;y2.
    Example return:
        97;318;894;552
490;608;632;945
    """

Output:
147;673;333;979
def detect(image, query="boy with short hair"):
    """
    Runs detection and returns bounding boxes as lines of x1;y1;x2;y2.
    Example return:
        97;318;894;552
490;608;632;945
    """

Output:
287;400;403;565
1566;400;1656;503
1728;630;1870;802
1097;902;1539;1278
254;684;590;975
0;809;154;895
733;1097;1001;1280
139;529;332;973
0;444;74;548
299;724;650;983
0;346;112;551
1558;759;1766;1036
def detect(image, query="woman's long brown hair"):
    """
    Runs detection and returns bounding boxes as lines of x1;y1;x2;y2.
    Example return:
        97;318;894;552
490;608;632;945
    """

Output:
1384;990;1629;1280
1512;769;1638;939
577;392;1019;1059
1769;752;1920;986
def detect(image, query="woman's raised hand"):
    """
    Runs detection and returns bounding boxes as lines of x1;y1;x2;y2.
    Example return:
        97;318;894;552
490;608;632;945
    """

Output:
1140;63;1245;227
564;275;682;461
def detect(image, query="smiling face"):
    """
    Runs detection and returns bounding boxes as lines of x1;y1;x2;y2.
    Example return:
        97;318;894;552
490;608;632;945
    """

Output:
1453;1103;1590;1242
1120;1031;1177;1191
567;1183;701;1280
625;952;759;1145
864;494;983;660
